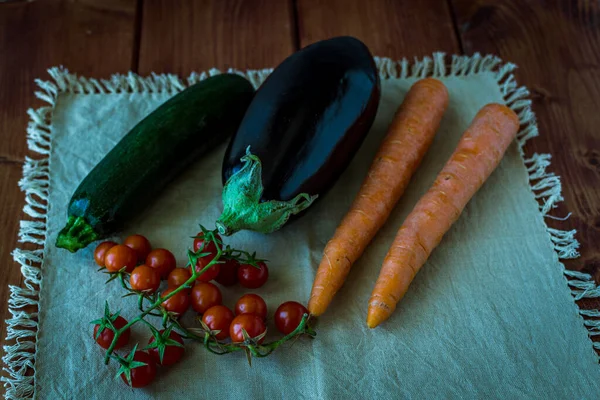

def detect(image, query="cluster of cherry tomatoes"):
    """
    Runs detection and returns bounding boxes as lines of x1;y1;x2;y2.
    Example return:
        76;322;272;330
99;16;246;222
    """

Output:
92;232;309;388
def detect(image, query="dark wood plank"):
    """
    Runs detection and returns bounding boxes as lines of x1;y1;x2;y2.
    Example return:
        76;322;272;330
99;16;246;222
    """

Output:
138;0;296;75
296;0;460;55
0;0;138;161
449;0;600;309
0;0;137;393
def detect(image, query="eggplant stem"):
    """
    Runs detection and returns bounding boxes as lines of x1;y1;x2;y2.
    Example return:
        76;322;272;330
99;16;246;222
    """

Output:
216;147;317;236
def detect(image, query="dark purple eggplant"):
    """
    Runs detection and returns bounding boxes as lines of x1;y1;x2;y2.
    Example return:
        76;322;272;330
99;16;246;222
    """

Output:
216;36;380;235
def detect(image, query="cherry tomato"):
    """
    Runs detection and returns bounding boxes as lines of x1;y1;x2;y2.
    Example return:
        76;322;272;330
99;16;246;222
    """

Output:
146;248;176;279
168;267;192;288
147;329;185;366
161;288;190;315
234;294;267;320
193;231;221;256
129;265;160;293
215;259;239;286
190;282;222;314
104;244;138;273
274;301;308;335
94;241;117;267
120;351;156;388
238;261;269;289
124;234;152;263
93;315;130;349
229;314;266;344
202;305;234;340
191;256;220;282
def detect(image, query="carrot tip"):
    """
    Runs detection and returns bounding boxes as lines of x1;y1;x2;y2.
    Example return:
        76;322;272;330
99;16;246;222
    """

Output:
307;299;325;317
366;304;389;329
366;318;379;329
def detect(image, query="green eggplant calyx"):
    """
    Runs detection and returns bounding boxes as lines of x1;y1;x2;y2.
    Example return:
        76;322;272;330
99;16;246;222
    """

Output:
216;147;318;236
55;215;100;253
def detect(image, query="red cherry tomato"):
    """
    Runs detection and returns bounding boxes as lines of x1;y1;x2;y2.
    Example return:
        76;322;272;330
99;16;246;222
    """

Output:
191;256;220;282
234;294;267;320
238;261;269;289
94;241;117;267
274;301;308;335
161;288;190;316
193;231;221;256
190;282;222;314
93;315;130;350
167;267;192;288
229;314;266;344
147;329;185;366
124;234;152;263
202;305;234;340
120;351;156;388
215;259;240;286
146;248;176;279
129;265;161;293
104;244;138;273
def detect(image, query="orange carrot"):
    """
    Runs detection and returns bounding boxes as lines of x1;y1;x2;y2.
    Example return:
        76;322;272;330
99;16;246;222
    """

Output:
308;78;449;316
366;103;520;328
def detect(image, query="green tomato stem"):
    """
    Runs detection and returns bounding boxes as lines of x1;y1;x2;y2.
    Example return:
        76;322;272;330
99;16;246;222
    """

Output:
195;313;315;358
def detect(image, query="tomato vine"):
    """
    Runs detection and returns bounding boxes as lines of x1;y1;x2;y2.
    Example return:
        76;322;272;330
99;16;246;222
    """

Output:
92;226;316;375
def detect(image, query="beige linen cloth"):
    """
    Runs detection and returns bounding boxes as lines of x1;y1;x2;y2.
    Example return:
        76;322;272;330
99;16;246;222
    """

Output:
4;53;600;399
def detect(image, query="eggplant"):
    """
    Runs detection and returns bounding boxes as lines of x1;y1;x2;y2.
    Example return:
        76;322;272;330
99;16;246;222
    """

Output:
216;36;380;236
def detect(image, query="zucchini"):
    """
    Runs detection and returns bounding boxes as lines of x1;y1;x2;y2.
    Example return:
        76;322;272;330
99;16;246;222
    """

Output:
217;36;380;235
56;74;255;252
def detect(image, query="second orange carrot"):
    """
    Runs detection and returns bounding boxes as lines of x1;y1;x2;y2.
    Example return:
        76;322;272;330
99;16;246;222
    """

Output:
367;103;520;328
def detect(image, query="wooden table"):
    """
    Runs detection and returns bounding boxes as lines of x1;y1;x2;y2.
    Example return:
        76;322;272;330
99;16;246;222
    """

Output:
1;0;599;392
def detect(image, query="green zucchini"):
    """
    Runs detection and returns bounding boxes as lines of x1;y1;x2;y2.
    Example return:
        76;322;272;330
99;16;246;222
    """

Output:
55;74;255;253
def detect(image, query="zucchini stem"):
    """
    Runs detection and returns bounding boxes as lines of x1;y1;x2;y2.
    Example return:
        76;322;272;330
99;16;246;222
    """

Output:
55;216;99;253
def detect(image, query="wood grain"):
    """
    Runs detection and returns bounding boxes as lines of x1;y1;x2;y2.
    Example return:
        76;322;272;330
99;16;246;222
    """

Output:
296;0;460;55
0;0;137;393
138;0;296;75
0;0;137;161
449;0;600;309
